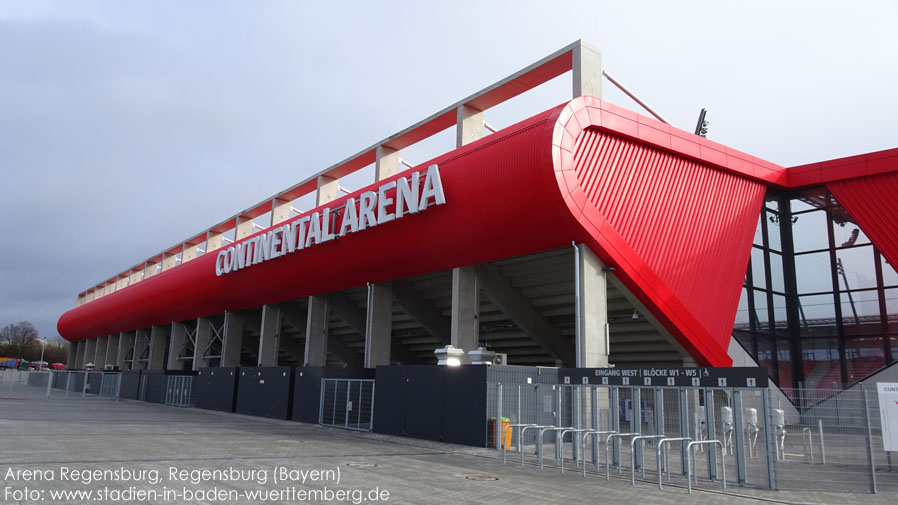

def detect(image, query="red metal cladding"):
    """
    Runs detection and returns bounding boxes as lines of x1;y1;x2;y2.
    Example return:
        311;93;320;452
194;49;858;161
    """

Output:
828;171;898;271
552;98;766;365
59;97;775;366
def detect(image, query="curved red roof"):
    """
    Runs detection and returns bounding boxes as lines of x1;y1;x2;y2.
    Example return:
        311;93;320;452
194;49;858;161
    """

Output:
59;98;793;366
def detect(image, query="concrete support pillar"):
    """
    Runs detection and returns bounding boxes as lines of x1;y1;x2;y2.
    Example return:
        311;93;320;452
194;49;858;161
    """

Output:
221;312;245;367
456;104;483;147
375;145;400;180
271;198;292;225
66;341;77;367
133;329;148;370
451;265;480;352
576;244;609;368
304;295;329;366
106;334;119;370
73;340;84;368
93;335;108;369
161;252;178;271
115;276;128;290
193;318;211;370
257;305;281;366
449;104;484;355
168;322;187;370
316;175;339;206
206;231;224;253
128;269;142;285
114;333;128;370
365;282;393;368
182;243;199;263
83;338;97;368
572;42;603;98
148;325;169;370
236;216;254;240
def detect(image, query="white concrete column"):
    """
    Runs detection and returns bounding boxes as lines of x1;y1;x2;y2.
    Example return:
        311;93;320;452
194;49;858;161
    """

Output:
105;334;119;370
193;318;211;370
451;266;480;352
221;311;245;367
375;145;400;181
576;244;609;368
236;216;254;240
83;338;97;368
257;305;281;367
449;104;484;355
271;198;291;225
73;340;84;368
182;243;199;263
572;42;602;98
148;325;168;370
206;231;224;253
161;253;178;271
304;295;329;366
365;282;393;368
114;332;128;370
133;329;148;370
66;341;77;367
168;322;187;370
93;335;108;369
316;175;339;206
143;261;159;279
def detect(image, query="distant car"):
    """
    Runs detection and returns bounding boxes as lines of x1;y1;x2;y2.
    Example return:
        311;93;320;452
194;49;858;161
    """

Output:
28;361;49;370
49;363;65;370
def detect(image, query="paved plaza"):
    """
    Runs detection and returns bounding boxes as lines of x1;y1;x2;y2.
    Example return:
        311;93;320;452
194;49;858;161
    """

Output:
0;389;894;504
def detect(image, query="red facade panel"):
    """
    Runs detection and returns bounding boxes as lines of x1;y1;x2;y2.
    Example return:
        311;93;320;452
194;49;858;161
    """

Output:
828;172;898;271
571;129;764;360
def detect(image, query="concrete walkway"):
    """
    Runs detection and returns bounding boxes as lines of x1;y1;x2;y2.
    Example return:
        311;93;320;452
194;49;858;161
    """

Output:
0;395;893;504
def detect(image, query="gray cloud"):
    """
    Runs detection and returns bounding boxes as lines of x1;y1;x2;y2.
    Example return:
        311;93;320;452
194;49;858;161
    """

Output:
0;1;895;340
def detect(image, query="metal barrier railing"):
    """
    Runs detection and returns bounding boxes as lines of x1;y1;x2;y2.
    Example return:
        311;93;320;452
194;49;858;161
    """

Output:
656;437;692;489
630;434;666;485
581;430;617;477
558;428;592;474
537;426;574;470
604;432;639;480
686;440;726;494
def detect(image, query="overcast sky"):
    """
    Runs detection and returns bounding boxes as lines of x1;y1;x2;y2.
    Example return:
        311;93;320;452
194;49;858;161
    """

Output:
1;1;896;341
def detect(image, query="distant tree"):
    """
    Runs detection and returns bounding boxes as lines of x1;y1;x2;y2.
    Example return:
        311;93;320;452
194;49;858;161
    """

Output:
0;321;38;345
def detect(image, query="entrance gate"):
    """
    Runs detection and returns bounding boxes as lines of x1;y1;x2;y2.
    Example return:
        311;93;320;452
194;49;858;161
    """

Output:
319;378;375;432
165;375;193;407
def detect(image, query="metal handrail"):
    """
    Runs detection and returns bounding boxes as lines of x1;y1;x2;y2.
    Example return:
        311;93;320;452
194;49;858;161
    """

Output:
686;440;726;494
656;437;692;489
519;425;553;467
537;426;575;470
581;430;618;477
558;428;593;474
630;434;666;485
501;424;538;464
604;432;639;480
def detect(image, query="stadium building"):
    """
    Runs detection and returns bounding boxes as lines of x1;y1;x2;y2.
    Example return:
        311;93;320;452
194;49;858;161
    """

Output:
57;40;898;419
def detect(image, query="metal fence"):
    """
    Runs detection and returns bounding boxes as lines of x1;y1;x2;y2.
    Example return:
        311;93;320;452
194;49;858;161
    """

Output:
487;381;769;491
774;386;898;494
319;378;375;432
487;376;898;495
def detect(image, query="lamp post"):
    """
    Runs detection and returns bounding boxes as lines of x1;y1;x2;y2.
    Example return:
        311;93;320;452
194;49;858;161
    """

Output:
38;339;47;371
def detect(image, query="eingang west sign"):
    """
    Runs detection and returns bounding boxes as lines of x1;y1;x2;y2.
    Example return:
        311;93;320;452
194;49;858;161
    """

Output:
215;164;446;276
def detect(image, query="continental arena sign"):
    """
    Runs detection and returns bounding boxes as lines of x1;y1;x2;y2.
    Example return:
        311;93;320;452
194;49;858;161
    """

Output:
215;164;446;276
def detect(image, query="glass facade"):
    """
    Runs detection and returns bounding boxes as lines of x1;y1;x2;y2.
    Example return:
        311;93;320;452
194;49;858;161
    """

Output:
733;186;898;404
